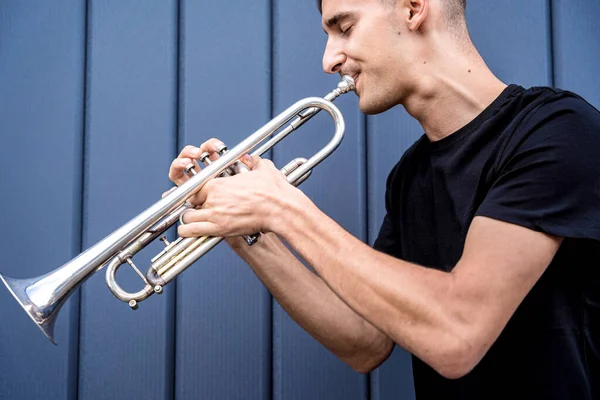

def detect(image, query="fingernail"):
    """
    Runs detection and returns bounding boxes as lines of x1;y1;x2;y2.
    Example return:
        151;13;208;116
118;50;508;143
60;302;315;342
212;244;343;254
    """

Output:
244;154;252;162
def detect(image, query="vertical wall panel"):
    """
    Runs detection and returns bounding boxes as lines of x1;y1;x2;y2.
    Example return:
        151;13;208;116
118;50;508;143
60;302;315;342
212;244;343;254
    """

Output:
0;1;85;399
176;1;271;399
467;1;553;88
78;1;177;399
273;2;368;399
552;0;600;108
2;2;598;399
367;1;552;399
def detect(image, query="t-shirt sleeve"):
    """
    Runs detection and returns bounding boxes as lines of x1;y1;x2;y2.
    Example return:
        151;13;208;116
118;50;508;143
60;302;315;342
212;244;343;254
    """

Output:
476;93;600;240
373;212;401;256
373;164;402;258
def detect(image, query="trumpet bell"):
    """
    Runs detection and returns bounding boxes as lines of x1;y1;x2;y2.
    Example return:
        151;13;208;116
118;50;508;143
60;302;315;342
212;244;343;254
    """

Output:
1;274;59;344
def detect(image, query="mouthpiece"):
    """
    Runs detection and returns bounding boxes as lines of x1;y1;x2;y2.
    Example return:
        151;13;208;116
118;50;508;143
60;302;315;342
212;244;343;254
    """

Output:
325;75;356;102
338;75;355;93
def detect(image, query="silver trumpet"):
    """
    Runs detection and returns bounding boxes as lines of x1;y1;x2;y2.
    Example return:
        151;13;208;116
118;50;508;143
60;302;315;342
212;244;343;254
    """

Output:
1;76;355;344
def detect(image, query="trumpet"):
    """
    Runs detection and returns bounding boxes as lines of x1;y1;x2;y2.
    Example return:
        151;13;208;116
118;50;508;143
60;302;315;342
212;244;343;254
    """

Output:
0;76;355;344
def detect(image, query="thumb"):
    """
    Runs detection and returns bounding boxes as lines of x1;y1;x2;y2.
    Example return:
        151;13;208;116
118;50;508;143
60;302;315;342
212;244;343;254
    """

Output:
162;186;178;198
240;154;261;170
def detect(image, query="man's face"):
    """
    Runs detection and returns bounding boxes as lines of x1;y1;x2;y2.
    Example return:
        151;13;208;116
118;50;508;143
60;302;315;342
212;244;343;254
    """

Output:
321;0;415;114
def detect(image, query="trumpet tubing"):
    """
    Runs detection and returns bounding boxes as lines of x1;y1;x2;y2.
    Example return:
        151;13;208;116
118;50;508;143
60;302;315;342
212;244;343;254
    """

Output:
0;76;355;344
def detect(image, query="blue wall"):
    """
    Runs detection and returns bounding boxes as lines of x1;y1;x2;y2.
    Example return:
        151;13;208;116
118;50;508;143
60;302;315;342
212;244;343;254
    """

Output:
0;1;598;399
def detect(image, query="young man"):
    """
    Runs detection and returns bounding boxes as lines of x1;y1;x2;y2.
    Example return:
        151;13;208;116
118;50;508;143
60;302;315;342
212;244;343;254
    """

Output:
168;0;600;398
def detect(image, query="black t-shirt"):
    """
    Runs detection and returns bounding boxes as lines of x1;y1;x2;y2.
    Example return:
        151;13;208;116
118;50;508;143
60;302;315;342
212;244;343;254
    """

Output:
374;84;600;399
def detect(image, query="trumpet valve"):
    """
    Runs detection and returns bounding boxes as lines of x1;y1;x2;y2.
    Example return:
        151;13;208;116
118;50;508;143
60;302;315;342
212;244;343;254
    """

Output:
184;163;197;176
151;236;184;263
199;151;211;165
198;150;236;177
216;143;228;155
159;235;170;246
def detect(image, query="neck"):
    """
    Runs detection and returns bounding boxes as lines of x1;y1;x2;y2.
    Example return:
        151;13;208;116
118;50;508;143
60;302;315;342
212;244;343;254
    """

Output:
402;43;507;142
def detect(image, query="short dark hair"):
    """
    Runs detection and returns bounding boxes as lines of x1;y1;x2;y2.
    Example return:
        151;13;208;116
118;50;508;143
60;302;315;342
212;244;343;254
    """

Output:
316;0;467;24
444;0;467;26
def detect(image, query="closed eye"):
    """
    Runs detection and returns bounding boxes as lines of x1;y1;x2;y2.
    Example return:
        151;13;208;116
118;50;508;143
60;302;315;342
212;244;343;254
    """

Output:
341;25;353;37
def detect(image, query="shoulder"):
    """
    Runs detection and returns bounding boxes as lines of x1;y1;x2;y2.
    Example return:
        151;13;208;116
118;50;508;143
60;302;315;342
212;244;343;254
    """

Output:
494;86;600;167
511;85;600;133
476;86;600;240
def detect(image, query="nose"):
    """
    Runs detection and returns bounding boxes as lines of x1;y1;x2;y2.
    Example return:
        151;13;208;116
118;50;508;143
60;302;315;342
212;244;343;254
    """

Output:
322;38;346;74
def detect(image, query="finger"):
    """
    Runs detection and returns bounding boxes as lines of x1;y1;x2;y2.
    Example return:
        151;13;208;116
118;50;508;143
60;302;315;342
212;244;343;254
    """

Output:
199;138;226;162
178;221;219;238
238;154;258;170
181;208;212;224
254;157;280;174
178;144;203;159
162;186;178;198
194;181;213;206
168;157;189;185
254;157;288;180
169;157;201;185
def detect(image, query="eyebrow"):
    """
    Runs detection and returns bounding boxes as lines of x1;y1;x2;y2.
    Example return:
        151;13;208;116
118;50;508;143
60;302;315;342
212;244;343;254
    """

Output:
324;11;354;29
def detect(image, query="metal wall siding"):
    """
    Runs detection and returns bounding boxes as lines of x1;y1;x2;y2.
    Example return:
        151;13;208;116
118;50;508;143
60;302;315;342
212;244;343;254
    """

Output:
552;0;600;109
77;1;178;399
0;1;86;399
0;1;599;399
176;1;272;399
272;1;368;399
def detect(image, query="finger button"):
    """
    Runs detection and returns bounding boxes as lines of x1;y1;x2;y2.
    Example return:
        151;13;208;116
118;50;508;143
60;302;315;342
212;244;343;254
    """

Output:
199;151;211;165
184;163;197;176
216;143;228;155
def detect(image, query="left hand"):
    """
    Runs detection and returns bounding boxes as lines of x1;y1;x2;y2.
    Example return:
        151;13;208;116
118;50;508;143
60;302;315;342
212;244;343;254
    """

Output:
178;155;296;238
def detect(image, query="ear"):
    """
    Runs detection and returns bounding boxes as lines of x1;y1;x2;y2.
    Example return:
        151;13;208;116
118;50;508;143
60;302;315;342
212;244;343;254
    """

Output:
405;0;428;31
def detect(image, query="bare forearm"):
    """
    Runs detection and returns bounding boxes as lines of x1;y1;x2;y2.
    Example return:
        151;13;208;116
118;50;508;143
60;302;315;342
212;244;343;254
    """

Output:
227;233;393;372
275;192;466;375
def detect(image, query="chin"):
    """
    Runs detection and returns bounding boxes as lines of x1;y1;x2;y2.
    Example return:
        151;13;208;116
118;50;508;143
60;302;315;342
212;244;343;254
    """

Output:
358;96;396;115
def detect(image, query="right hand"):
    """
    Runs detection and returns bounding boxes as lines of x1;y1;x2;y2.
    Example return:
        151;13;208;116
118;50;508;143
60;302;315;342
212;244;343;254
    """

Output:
165;137;263;250
164;138;254;206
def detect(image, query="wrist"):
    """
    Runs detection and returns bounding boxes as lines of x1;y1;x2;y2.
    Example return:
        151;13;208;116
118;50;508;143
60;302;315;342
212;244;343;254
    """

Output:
266;184;310;235
225;236;248;251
